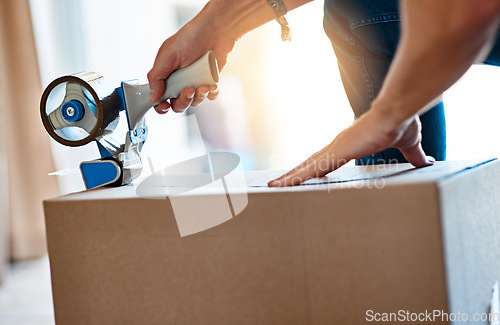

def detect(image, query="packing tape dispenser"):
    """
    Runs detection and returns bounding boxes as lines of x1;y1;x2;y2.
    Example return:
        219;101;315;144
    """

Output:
40;51;219;190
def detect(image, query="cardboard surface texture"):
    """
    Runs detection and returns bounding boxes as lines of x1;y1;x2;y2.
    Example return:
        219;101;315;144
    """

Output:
44;160;500;325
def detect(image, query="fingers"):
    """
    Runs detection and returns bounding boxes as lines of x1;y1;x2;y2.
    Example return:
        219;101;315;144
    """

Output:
148;59;173;103
147;42;180;103
268;149;349;187
207;86;219;100
399;142;435;168
190;85;211;107
148;43;220;114
170;87;196;113
148;78;166;103
154;84;220;114
267;166;316;187
178;85;219;108
393;116;434;168
154;102;171;114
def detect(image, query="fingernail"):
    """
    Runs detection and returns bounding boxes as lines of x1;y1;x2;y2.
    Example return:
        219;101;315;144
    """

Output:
161;107;169;113
187;91;195;99
426;156;436;164
268;180;279;187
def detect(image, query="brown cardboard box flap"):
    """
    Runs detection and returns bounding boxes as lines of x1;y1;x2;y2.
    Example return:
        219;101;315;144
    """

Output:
44;159;500;325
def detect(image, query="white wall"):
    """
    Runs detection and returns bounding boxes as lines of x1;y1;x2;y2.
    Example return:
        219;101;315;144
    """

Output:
444;65;500;161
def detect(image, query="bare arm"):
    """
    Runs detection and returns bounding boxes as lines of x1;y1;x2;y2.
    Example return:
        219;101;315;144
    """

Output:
270;0;500;186
148;0;313;113
373;0;500;125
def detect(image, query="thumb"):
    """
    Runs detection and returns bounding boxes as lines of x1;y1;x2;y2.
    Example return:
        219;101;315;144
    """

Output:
214;54;227;72
399;142;435;168
147;66;171;103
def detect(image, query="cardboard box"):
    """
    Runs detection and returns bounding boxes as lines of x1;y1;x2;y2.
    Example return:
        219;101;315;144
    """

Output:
44;159;500;324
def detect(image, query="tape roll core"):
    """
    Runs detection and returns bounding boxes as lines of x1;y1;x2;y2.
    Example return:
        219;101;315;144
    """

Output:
40;75;104;147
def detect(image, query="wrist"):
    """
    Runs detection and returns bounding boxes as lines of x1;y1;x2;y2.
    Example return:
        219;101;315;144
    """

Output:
367;97;415;145
369;96;412;128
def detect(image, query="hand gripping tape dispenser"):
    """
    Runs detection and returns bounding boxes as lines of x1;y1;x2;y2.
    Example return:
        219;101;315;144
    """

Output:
40;52;219;190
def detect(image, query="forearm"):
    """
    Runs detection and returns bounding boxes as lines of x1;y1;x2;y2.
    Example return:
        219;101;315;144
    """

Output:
372;0;500;128
201;0;313;41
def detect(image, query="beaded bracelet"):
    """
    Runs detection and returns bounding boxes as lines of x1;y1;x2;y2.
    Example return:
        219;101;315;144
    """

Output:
266;0;291;41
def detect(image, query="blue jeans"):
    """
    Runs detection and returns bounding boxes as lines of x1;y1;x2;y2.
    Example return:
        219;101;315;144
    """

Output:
322;0;500;165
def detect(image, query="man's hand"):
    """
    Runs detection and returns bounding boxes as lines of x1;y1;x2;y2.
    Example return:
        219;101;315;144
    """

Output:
148;0;313;115
147;3;237;115
268;110;434;187
269;0;500;187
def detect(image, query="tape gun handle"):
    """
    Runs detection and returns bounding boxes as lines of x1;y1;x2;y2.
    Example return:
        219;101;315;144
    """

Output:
124;51;219;130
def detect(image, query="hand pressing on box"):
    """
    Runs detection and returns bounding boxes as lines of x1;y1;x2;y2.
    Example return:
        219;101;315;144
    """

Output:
268;108;434;187
270;0;500;186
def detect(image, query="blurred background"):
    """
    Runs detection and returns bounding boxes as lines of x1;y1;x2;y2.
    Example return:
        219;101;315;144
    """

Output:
28;0;500;196
1;0;500;289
